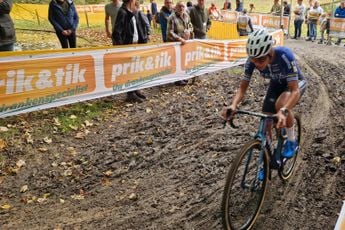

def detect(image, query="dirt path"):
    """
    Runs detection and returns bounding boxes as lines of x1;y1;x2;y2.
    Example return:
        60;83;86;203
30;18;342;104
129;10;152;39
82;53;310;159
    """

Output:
0;40;344;230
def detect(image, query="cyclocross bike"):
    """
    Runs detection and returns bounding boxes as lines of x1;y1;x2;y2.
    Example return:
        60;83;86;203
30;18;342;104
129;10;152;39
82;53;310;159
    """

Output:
221;109;301;230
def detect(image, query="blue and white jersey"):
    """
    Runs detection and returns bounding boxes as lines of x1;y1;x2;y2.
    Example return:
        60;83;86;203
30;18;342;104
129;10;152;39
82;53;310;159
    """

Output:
243;46;305;84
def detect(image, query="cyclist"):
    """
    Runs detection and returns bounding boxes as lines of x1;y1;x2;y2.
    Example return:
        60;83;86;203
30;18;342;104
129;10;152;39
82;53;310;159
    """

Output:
222;28;307;159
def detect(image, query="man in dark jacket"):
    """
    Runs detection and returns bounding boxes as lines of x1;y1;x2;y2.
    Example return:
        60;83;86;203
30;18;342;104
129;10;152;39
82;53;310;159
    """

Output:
158;0;173;42
235;0;243;12
189;0;211;39
113;0;150;102
48;0;79;48
283;0;291;16
0;0;16;51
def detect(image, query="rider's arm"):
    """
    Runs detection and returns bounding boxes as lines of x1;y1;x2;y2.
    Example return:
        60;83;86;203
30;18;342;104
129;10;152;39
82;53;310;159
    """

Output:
231;59;255;109
231;80;249;110
222;79;249;120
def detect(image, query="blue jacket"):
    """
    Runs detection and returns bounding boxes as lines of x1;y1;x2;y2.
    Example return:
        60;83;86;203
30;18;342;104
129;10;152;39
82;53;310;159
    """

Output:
334;6;345;18
48;0;79;33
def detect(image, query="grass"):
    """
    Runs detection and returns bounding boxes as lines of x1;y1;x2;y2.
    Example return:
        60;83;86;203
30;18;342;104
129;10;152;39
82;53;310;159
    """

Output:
53;101;114;133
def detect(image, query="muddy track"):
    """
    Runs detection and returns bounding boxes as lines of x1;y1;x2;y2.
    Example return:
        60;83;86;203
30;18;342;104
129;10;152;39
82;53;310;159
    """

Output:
0;40;344;230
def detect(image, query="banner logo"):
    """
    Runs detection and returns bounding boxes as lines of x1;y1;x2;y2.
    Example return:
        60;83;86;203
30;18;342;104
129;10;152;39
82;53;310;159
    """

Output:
0;56;95;112
104;46;176;91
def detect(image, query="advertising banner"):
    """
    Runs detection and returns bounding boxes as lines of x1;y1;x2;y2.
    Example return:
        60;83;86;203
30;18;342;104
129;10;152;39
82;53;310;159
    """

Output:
261;15;289;32
0;31;284;118
329;18;345;38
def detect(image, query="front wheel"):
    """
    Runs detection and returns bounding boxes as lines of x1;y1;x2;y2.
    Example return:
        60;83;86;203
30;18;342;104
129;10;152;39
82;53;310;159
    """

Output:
221;140;269;230
279;114;301;181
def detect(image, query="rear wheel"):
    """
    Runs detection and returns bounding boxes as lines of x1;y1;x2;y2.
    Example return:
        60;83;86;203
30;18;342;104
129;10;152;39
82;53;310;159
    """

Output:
221;140;269;230
279;114;301;181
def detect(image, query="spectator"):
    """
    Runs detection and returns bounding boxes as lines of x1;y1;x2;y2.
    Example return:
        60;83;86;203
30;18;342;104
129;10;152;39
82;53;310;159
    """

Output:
249;3;255;13
186;1;193;13
334;1;345;45
318;12;330;44
208;2;222;20
270;0;282;16
151;0;158;29
113;0;151;102
147;9;152;26
189;0;211;39
293;0;306;39
222;0;231;10
305;0;314;39
159;0;174;42
283;0;291;16
105;0;121;45
48;0;79;49
167;1;193;86
237;9;253;36
0;0;15;51
306;0;323;41
189;0;210;84
235;0;243;12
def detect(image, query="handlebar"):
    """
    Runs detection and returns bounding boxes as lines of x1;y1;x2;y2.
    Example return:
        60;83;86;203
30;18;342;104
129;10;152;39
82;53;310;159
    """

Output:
223;108;277;129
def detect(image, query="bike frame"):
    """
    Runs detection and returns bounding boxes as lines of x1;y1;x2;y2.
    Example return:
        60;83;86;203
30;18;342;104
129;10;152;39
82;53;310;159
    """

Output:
231;110;284;188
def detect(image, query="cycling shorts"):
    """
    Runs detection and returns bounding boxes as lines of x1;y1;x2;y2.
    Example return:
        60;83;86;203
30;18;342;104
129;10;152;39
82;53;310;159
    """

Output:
262;80;307;114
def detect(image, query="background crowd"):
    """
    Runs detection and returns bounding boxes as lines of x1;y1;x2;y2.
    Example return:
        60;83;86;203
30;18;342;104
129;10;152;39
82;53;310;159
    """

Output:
1;0;345;101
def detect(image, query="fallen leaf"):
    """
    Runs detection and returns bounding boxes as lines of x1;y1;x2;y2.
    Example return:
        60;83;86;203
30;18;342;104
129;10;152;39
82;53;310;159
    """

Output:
103;170;113;177
43;193;50;198
59;198;65;203
37;198;47;203
1;204;11;209
20;185;28;193
43;137;52;144
16;159;26;168
54;225;63;230
53;117;61;126
68;124;78;131
8;167;19;175
146;137;153;145
71;194;84;200
24;132;33;144
38;147;48;152
75;132;84;139
128;193;138;200
0;139;7;150
69;115;77;119
84;120;93;127
332;156;341;164
0;126;9;132
63;169;73;176
101;178;112;186
67;147;77;156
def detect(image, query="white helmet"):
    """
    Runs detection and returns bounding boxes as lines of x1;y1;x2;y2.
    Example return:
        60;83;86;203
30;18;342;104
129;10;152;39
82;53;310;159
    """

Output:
246;29;274;58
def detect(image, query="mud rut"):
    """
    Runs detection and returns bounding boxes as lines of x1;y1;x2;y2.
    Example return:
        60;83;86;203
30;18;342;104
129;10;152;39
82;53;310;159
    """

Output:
0;40;344;230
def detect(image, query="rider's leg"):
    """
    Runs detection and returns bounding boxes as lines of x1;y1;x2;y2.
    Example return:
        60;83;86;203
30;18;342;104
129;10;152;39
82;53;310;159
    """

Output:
275;91;297;129
275;91;299;158
262;81;285;140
